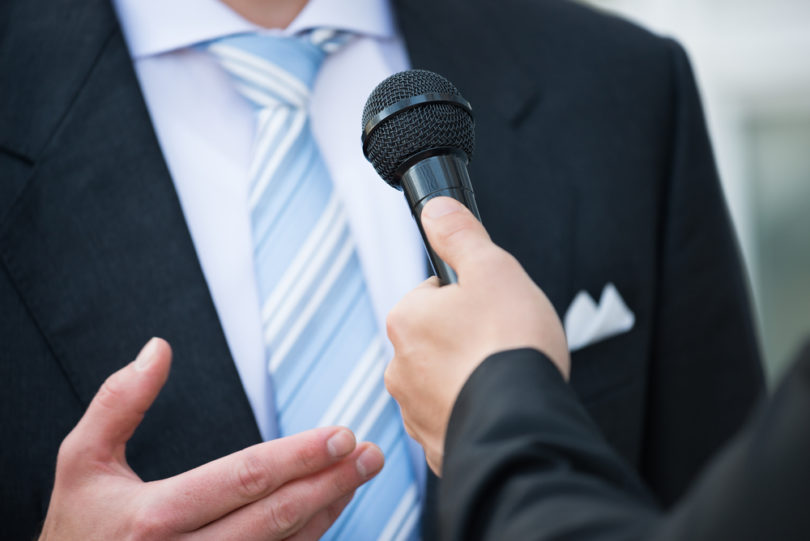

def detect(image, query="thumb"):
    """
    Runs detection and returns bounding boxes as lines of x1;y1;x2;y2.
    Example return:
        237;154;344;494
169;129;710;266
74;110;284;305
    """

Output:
421;197;493;277
73;337;172;465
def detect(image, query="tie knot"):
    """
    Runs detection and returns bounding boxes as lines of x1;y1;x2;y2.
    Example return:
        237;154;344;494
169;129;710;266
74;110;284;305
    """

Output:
206;29;351;110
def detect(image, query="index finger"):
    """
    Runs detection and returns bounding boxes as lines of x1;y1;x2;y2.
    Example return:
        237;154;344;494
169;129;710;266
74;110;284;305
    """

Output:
151;426;357;531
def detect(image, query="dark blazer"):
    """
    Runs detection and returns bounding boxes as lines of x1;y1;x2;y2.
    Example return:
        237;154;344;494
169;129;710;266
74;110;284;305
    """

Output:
0;0;762;539
440;343;810;541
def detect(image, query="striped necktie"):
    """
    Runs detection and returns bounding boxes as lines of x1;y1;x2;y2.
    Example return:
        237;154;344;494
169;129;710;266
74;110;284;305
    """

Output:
206;31;421;540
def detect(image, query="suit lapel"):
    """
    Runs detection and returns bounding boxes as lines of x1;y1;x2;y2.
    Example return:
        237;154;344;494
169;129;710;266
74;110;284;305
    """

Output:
392;0;537;123
0;0;261;478
393;0;576;311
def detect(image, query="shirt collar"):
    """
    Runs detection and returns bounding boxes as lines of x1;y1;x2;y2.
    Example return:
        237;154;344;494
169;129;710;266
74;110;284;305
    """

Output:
112;0;397;59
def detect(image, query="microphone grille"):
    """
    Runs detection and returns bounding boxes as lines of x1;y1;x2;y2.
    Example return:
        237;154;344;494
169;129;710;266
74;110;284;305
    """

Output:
362;69;474;185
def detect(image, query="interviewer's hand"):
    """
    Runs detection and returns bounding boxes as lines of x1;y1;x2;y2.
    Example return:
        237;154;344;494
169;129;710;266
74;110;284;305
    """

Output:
39;338;384;541
385;197;569;476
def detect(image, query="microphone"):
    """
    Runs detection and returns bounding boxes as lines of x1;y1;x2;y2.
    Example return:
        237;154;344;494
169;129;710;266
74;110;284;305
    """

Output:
361;69;481;285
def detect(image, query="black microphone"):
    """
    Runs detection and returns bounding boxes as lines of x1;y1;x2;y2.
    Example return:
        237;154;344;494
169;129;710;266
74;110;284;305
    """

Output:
361;69;480;285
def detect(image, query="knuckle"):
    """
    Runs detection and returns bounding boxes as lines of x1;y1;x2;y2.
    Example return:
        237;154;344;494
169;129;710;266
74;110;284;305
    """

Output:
385;309;401;343
330;468;357;496
294;441;322;472
435;211;468;238
55;429;97;479
402;419;419;442
327;493;353;523
56;431;80;468
264;495;304;536
386;303;417;347
235;451;275;499
383;362;394;389
129;504;171;541
95;371;128;412
498;250;522;272
438;213;485;248
383;363;400;398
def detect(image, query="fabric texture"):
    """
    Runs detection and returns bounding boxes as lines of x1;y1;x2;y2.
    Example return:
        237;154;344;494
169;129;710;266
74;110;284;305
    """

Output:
440;343;810;541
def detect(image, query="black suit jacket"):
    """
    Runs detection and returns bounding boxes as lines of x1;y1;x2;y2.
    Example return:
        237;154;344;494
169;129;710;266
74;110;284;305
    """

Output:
441;343;810;541
1;0;762;539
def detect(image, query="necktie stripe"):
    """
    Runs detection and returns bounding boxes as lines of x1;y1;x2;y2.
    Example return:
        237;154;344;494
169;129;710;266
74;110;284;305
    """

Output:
392;505;421;541
329;437;418;540
376;405;406;456
233;82;285;109
277;282;367;417
267;255;363;397
252;161;331;301
263;228;350;347
380;484;419;541
214;48;310;108
267;237;359;353
270;261;366;385
359;392;402;447
248;111;307;209
226;37;325;88
206;31;420;540
250;142;320;254
248;108;291;178
260;193;342;323
354;387;391;441
267;238;356;370
235;76;302;109
334;360;386;428
209;43;310;103
316;337;383;427
278;287;371;425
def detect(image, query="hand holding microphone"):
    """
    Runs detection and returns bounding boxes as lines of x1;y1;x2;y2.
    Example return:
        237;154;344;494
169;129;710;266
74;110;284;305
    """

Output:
383;197;570;475
363;70;567;473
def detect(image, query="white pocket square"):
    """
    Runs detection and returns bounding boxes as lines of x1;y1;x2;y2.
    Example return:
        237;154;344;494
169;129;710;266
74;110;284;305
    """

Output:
564;283;635;352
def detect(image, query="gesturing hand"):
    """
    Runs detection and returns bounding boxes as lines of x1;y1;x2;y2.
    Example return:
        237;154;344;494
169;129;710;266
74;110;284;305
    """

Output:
384;197;570;476
39;338;384;541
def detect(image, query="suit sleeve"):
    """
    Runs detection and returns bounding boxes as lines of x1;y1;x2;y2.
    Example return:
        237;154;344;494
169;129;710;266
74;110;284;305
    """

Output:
642;40;764;505
440;345;810;541
440;349;660;541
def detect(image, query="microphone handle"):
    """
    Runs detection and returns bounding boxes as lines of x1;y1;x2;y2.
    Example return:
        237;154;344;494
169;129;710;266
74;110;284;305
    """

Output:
399;152;481;285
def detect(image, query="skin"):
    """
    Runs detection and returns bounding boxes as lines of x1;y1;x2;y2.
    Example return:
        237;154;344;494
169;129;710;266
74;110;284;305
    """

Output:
384;197;571;476
39;339;384;541
219;0;308;29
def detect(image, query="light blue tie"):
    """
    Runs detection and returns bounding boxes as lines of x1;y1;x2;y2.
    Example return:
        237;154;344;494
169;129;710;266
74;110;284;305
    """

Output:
206;31;421;540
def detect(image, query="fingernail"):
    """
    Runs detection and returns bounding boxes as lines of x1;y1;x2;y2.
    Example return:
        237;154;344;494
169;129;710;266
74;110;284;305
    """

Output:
423;197;462;219
134;338;160;372
326;429;356;458
355;445;384;479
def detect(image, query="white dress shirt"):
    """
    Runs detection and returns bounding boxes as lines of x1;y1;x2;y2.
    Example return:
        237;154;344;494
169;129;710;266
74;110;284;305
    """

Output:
111;0;427;447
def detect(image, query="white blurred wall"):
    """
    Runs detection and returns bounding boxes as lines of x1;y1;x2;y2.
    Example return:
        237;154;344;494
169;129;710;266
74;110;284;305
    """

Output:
582;0;810;382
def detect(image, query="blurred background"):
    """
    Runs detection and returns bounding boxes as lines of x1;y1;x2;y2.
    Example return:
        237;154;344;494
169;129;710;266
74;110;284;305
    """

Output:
582;0;810;384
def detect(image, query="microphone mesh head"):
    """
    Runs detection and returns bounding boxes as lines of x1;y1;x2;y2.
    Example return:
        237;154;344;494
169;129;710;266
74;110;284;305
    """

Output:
362;69;474;184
